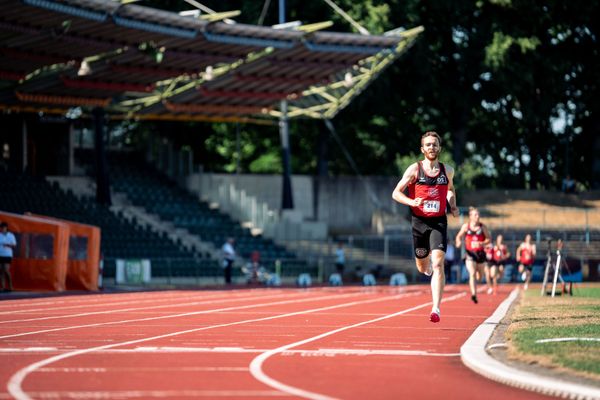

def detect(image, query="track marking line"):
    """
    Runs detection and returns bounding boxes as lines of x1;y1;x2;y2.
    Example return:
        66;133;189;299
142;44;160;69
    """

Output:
249;292;466;400
119;346;458;357
0;291;257;316
0;291;353;339
0;345;459;357
0;290;243;311
7;291;424;400
0;390;290;398
37;366;249;373
534;337;600;344
0;291;304;324
0;347;57;352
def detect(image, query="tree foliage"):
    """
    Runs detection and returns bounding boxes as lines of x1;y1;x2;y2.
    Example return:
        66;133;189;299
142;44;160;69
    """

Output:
144;0;599;190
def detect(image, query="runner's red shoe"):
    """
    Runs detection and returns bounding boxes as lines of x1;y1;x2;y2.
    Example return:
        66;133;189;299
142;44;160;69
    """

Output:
430;310;440;323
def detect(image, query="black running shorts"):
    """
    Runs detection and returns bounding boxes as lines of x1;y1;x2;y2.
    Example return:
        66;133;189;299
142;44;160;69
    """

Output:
411;215;448;259
465;250;486;264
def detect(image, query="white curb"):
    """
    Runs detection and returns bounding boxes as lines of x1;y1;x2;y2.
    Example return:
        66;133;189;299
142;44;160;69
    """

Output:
460;288;600;400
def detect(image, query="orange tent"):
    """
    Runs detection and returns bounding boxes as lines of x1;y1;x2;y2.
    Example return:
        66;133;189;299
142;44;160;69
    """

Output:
30;214;100;291
0;211;69;291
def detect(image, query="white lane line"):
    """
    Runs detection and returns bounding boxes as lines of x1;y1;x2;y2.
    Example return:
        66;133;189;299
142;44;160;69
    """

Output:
0;291;299;324
535;337;600;344
0;291;333;339
461;289;600;400
124;346;459;357
0;291;220;311
0;390;290;398
7;291;423;400
0;347;58;353
248;292;466;400
38;366;249;373
0;290;280;316
0;293;218;316
0;345;459;357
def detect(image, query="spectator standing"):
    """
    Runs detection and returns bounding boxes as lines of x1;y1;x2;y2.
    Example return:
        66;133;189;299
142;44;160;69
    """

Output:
562;175;576;193
0;222;16;292
334;242;346;276
221;237;236;285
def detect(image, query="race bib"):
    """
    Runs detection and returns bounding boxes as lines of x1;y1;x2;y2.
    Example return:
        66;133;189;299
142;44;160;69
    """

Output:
423;200;440;213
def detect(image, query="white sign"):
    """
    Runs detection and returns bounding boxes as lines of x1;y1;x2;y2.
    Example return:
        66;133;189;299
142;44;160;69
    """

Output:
116;259;151;284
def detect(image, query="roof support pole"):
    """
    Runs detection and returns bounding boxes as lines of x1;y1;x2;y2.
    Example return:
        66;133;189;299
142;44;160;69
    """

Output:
279;99;294;210
279;0;293;210
93;107;111;206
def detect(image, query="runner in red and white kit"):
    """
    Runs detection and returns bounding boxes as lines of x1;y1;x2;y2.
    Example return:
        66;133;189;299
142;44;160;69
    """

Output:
455;207;491;304
516;234;536;290
490;234;510;294
392;131;459;323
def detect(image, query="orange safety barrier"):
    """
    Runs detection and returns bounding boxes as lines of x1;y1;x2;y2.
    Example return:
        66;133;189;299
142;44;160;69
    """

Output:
30;214;100;291
0;211;69;291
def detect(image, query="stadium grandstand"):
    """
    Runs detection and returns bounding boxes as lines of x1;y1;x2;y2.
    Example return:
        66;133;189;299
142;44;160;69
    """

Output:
0;0;598;290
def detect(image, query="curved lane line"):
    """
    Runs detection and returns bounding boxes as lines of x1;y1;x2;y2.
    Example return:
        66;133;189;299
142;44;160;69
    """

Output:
248;292;466;400
7;291;423;400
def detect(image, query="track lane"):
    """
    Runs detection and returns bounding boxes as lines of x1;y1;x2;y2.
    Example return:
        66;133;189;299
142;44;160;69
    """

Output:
1;286;555;400
6;289;427;399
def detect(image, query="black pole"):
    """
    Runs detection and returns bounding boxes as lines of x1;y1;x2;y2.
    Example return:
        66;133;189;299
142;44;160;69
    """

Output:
313;122;330;220
93;107;111;206
279;0;293;210
280;101;294;209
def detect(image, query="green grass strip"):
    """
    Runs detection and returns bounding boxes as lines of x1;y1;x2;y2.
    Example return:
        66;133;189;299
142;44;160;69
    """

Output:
508;284;600;379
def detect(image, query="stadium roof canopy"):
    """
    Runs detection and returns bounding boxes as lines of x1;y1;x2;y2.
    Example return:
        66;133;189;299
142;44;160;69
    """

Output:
0;0;422;124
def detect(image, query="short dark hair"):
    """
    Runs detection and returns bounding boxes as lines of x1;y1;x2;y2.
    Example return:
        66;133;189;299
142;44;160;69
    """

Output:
421;131;442;146
0;222;7;228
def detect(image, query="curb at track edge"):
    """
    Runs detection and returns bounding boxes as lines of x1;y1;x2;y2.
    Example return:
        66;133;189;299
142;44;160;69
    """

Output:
460;288;600;400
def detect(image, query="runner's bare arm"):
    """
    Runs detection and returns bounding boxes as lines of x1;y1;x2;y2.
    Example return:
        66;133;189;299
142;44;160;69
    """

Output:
482;224;492;245
392;163;421;207
445;165;459;217
455;223;468;248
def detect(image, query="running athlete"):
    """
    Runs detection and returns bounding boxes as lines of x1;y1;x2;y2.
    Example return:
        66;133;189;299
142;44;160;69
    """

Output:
490;234;510;293
455;207;491;304
392;131;459;323
516;234;536;290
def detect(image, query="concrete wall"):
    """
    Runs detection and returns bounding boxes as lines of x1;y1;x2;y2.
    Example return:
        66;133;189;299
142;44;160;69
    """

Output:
186;172;402;234
315;176;401;232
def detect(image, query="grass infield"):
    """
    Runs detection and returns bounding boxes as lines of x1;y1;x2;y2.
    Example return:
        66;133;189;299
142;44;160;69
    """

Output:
506;284;600;381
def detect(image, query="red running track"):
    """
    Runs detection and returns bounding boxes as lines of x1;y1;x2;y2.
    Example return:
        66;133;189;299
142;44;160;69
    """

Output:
0;285;553;399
